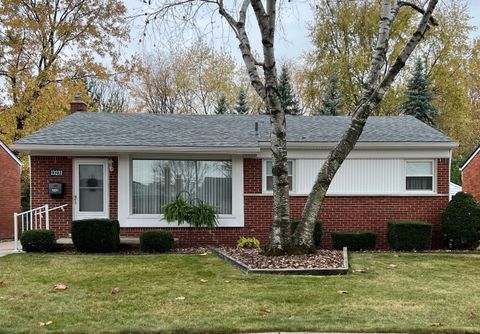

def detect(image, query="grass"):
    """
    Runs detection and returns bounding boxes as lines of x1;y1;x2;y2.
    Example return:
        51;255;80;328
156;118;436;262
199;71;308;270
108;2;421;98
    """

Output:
0;252;479;334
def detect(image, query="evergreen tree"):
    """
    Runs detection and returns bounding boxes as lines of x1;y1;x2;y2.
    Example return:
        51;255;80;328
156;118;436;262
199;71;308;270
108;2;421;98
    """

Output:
215;94;229;114
234;89;250;114
278;65;301;115
401;59;438;126
316;74;342;116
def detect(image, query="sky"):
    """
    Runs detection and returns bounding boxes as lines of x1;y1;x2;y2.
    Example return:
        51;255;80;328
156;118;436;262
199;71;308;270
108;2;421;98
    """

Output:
123;0;480;64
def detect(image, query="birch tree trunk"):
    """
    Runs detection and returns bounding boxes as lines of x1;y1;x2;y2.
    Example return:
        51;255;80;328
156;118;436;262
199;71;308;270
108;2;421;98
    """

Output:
217;0;292;253
292;0;439;251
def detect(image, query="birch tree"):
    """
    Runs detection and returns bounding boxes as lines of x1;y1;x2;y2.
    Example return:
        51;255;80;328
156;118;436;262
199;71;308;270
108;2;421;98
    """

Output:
144;0;439;254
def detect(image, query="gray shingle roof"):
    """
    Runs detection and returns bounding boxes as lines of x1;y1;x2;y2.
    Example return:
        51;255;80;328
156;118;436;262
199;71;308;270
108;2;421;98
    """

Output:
15;112;454;148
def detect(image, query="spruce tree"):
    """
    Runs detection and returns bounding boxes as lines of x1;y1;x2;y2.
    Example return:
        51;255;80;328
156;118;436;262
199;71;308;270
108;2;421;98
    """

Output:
401;59;437;126
215;94;229;114
316;74;342;116
234;89;250;114
278;65;301;115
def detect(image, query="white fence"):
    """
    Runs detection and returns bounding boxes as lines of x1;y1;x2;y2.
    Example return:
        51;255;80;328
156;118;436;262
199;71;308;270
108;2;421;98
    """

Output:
14;204;68;251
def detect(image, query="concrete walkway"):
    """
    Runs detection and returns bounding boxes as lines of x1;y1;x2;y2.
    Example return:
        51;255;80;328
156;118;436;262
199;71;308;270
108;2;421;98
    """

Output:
0;241;19;257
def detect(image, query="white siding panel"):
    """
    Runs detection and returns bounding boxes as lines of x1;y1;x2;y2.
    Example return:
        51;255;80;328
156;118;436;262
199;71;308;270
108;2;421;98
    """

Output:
295;159;405;195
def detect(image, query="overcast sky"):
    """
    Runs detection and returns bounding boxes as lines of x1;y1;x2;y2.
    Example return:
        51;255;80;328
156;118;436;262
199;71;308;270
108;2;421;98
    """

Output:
123;0;480;63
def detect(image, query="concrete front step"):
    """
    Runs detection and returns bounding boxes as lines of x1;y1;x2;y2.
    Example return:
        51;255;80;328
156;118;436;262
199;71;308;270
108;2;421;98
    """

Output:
56;237;140;245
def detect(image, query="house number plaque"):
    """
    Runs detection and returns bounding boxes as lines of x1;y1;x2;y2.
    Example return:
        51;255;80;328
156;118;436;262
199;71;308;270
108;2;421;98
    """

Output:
50;169;64;176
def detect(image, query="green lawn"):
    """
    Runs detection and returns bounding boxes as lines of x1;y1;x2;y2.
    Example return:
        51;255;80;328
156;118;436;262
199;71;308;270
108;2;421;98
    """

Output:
0;252;479;334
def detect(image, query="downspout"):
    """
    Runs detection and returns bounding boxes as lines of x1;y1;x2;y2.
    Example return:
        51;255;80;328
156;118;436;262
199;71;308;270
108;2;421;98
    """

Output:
29;155;32;210
448;148;452;200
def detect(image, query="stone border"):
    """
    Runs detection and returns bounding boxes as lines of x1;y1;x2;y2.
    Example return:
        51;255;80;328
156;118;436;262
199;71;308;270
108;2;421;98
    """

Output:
209;246;349;276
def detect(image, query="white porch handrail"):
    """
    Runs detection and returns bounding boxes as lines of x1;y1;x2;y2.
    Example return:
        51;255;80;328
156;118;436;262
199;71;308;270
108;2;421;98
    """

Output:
14;204;68;251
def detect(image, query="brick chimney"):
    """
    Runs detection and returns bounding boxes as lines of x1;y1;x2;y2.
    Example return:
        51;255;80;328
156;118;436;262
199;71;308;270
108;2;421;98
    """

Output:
69;92;87;114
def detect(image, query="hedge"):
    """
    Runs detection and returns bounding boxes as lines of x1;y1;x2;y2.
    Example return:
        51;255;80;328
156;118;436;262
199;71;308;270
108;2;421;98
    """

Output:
387;221;432;251
20;229;56;252
331;231;377;251
441;192;480;249
140;231;174;253
291;220;323;248
71;219;120;253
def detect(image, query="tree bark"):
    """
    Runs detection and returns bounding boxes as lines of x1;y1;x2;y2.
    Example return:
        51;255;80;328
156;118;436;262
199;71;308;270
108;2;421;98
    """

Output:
249;0;291;254
292;0;439;251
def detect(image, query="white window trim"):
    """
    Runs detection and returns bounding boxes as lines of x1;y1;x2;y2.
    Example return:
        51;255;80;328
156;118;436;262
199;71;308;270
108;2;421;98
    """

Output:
262;159;295;194
404;159;437;194
117;154;244;228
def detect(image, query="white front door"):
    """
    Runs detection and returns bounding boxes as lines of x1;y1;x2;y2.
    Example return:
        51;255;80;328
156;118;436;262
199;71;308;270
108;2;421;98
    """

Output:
73;159;109;220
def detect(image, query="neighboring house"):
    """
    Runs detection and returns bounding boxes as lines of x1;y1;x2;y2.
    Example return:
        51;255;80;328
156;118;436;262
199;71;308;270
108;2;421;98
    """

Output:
449;182;462;200
461;145;480;202
13;100;457;249
0;141;22;240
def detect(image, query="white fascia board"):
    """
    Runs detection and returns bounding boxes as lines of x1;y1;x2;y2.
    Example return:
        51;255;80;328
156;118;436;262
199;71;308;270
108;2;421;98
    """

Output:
257;148;452;159
460;146;480;171
0;141;23;166
258;141;459;149
11;144;260;156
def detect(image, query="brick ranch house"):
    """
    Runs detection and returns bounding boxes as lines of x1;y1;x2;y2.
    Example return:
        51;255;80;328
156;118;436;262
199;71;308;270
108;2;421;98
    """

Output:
0;140;22;240
461;145;480;202
13;101;458;249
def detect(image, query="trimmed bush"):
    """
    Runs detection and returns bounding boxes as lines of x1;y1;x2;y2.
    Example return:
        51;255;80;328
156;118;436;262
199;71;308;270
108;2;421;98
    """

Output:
331;231;377;251
441;192;480;249
291;220;323;248
20;229;56;252
71;219;120;253
237;236;260;249
387;221;432;251
140;231;174;253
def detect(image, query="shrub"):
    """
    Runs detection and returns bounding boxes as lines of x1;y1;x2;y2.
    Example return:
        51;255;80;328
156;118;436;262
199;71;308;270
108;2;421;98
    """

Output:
387;221;432;251
237;236;260;249
441;192;480;249
291;220;323;248
20;229;56;252
140;231;175;253
71;219;120;253
331;231;377;251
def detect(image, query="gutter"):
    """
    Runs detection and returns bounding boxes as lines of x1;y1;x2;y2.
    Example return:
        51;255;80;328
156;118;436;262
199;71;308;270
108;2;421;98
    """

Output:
11;144;261;155
258;141;459;149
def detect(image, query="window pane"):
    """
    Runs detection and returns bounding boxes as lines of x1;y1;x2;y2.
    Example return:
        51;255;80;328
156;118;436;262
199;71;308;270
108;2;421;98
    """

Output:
80;189;104;212
266;161;272;176
266;160;292;176
196;161;232;214
265;160;293;191
266;176;293;191
406;176;433;190
132;160;232;215
266;176;273;191
79;164;104;212
406;162;432;176
79;165;103;187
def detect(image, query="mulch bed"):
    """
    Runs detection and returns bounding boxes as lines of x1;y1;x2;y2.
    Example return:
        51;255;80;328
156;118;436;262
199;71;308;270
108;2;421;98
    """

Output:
217;247;345;269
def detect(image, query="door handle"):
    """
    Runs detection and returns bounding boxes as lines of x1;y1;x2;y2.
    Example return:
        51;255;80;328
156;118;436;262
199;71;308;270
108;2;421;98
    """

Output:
74;195;77;204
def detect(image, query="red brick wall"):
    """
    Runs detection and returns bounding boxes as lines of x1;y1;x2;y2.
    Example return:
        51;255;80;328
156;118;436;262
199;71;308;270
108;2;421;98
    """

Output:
437;158;450;195
30;156;450;249
244;195;447;249
0;147;21;240
30;156;117;238
462;153;480;202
